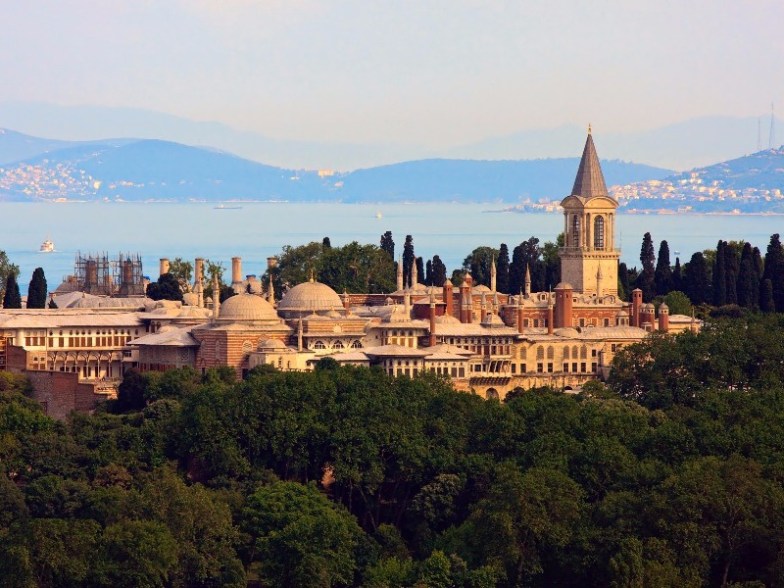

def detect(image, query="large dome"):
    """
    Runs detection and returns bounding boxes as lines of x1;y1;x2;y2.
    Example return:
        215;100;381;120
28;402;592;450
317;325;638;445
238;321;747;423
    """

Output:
218;293;279;323
278;279;343;316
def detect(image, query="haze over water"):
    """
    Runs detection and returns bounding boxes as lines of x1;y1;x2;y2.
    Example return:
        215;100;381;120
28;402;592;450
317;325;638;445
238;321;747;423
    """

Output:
3;202;782;294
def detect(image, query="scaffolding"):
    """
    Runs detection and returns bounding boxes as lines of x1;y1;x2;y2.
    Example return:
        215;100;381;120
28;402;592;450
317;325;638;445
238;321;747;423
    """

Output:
72;252;145;297
74;252;113;296
115;252;145;297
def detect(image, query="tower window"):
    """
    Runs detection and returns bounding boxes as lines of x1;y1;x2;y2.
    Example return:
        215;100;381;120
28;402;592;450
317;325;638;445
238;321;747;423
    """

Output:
571;214;581;247
594;216;605;250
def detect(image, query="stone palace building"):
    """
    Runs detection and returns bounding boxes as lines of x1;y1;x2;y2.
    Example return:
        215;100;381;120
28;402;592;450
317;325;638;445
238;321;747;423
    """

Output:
0;132;697;417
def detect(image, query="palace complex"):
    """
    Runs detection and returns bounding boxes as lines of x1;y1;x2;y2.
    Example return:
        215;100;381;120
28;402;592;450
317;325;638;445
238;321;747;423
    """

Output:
0;132;697;418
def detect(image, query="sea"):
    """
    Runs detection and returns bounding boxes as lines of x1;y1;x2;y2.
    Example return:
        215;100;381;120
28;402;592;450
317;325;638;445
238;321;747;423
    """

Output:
1;202;782;295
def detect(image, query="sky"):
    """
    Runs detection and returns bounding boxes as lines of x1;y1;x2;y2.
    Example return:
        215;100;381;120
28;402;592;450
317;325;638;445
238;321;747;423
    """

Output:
1;0;783;151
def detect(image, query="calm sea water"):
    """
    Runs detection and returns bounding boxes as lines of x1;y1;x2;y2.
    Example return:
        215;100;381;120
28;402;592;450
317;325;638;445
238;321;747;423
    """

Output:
1;202;782;294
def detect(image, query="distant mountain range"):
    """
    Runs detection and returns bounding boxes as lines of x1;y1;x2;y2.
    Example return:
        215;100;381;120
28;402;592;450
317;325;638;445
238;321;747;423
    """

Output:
1;101;781;170
0;128;672;204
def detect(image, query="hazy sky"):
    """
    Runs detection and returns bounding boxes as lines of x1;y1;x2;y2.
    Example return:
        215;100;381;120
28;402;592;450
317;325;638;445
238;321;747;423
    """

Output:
2;0;783;148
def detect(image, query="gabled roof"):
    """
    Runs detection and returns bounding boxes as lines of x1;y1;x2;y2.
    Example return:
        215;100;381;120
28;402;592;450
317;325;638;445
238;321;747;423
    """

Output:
570;132;608;199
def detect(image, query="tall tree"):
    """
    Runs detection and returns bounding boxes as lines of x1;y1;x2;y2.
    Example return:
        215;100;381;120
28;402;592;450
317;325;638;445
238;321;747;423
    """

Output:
654;240;674;295
684;252;710;305
168;258;193;285
712;241;727;306
415;257;425;286
725;242;740;305
2;271;21;309
322;236;331;249
380;231;395;260
762;233;784;311
26;267;48;309
618;262;630;301
146;273;184;302
497;243;510;294
672;257;682;292
635;232;656;302
431;255;447;287
402;235;415;289
760;279;775;312
462;247;499;288
510;237;541;294
0;250;19;302
737;243;758;309
425;260;433;286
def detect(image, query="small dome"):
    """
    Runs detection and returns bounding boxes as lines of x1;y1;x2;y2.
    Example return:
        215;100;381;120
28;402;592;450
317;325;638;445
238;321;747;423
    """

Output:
472;284;492;293
616;309;629;318
218;293;279;323
258;338;287;351
182;292;199;306
659;303;669;313
278;279;343;315
435;314;461;325
554;327;580;337
555;282;574;290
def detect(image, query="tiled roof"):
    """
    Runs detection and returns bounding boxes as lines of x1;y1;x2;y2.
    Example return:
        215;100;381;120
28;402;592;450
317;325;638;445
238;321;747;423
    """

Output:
571;132;608;198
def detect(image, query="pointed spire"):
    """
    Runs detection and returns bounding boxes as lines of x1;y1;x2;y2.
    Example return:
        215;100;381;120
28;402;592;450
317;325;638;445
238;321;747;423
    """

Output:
396;256;404;291
524;264;531;297
571;129;608;198
309;268;315;283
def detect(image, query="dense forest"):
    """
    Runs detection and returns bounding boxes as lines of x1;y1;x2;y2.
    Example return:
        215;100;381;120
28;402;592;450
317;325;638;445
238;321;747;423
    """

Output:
3;313;784;587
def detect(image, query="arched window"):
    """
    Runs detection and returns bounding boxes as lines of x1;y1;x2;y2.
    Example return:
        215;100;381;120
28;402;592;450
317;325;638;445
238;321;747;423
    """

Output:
564;346;570;360
571;214;580;247
536;346;544;360
547;346;554;359
594;216;605;250
351;340;362;349
486;388;499;400
581;345;588;359
333;341;344;349
313;341;326;349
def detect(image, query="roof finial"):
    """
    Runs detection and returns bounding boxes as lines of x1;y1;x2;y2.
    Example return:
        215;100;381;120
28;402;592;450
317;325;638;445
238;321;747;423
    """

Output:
588;123;592;135
309;268;315;283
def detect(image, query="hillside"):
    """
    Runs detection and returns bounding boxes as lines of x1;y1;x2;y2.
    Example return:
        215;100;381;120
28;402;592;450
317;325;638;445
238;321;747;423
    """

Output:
0;129;672;203
611;147;784;213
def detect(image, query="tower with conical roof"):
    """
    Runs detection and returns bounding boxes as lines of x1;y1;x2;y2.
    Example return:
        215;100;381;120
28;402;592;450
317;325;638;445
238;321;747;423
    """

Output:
559;128;619;296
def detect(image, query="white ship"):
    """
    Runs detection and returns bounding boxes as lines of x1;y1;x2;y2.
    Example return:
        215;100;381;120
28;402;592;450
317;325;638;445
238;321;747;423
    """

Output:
39;238;55;253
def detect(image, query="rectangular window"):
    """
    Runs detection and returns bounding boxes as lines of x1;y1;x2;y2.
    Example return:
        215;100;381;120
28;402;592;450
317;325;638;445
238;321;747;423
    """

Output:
537;363;543;373
521;364;527;373
563;363;569;372
581;362;586;372
511;364;516;374
547;362;553;373
591;362;597;372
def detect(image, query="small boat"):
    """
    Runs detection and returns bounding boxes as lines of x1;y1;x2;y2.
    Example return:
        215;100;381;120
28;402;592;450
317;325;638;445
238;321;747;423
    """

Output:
375;211;383;219
39;238;55;253
214;204;243;210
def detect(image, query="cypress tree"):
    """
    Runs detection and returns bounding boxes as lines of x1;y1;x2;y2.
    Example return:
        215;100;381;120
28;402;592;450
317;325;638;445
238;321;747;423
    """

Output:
402;235;415;289
26;267;48;309
497;243;510;294
763;233;784;311
415;257;425;286
725;242;739;305
760;279;775;312
654;240;673;295
752;246;764;304
431;255;447;287
380;231;395;260
425;260;433;286
737;243;758;308
684;252;710;305
2;272;21;309
322;236;331;249
672;257;682;292
618;262;630;301
712;241;727;306
635;232;656;302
